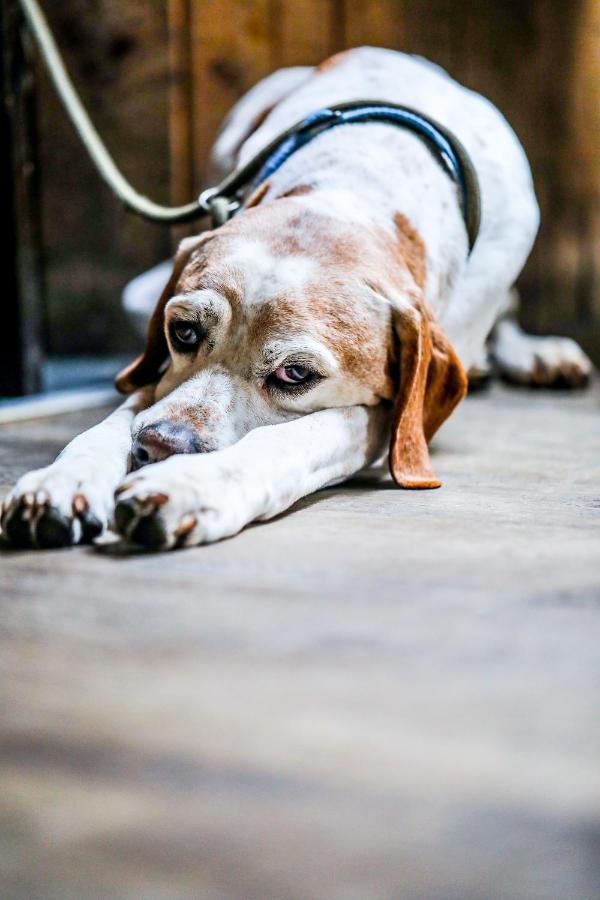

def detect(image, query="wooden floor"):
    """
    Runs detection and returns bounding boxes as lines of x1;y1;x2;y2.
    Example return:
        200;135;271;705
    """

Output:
1;384;599;900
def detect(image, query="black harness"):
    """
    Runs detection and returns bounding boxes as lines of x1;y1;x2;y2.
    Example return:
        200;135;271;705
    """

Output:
199;100;481;253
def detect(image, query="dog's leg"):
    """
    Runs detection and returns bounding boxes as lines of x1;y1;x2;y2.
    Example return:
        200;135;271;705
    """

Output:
489;289;592;388
466;345;493;392
1;388;152;548
112;404;389;550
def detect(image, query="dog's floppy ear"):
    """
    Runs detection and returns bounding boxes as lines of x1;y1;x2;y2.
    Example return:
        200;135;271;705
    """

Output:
115;233;213;394
389;302;467;489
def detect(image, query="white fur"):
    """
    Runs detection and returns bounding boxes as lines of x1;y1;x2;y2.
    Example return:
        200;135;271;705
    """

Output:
115;404;388;548
224;240;320;304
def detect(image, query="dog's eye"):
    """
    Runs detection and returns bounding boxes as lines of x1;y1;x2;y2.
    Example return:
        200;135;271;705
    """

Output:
170;321;201;352
267;365;321;393
272;365;311;385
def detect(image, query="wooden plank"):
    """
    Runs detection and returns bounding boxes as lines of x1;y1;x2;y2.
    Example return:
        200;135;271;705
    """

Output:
1;0;45;396
564;0;600;346
167;0;195;248
167;0;194;208
269;0;340;68
342;0;402;49
188;0;272;187
35;0;173;357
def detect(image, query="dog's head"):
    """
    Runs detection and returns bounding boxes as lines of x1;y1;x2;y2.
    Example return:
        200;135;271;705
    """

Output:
116;198;466;485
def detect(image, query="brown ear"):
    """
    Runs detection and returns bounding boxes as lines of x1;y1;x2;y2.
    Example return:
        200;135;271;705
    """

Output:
115;233;213;394
389;304;467;489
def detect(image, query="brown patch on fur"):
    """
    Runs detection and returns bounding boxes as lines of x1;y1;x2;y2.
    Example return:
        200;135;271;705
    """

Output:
248;295;314;347
176;405;211;431
389;303;467;489
393;213;426;289
221;202;400;399
423;319;468;440
244;180;271;209
277;184;314;199
314;50;350;74
309;288;390;393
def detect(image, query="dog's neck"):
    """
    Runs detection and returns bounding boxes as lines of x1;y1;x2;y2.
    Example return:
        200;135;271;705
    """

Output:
248;123;470;319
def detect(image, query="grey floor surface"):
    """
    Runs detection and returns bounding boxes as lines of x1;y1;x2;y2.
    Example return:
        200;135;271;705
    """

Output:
0;384;599;899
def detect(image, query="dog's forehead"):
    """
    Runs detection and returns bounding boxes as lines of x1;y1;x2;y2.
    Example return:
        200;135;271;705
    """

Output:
177;200;367;304
227;238;321;303
169;237;334;362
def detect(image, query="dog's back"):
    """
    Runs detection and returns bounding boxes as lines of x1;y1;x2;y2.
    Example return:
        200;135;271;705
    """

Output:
223;48;538;263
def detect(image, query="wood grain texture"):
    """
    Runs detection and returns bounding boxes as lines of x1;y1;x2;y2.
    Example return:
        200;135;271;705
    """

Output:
2;0;45;394
269;0;341;68
36;0;172;356
1;384;599;899
189;0;272;188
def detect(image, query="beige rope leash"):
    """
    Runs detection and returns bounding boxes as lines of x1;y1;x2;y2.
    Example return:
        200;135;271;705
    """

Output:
17;0;205;224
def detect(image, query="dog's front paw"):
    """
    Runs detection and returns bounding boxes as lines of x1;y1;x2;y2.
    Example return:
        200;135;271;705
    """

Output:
1;465;113;549
113;458;254;550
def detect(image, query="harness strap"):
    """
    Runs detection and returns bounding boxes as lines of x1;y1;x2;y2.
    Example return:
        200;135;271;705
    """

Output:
202;101;481;253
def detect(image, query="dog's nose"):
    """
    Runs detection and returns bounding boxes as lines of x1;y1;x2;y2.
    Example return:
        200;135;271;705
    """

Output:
131;420;202;469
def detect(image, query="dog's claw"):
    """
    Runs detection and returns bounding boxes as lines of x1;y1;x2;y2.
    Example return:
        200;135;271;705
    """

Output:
72;494;88;515
175;513;197;537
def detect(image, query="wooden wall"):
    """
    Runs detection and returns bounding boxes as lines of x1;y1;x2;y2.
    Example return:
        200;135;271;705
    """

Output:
36;0;173;356
36;0;599;360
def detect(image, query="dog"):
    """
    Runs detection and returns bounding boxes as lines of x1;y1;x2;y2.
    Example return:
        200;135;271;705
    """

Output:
1;47;592;550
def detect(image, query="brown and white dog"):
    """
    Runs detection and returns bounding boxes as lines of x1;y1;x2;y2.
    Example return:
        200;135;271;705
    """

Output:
2;47;592;550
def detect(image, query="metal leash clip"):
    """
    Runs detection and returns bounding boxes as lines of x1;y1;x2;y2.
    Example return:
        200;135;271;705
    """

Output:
198;188;241;228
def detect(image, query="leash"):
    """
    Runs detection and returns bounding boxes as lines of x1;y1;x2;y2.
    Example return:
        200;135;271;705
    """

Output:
17;0;480;248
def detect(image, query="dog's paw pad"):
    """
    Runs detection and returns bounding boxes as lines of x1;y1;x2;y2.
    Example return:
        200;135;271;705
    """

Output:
114;492;171;549
2;499;36;548
35;506;75;548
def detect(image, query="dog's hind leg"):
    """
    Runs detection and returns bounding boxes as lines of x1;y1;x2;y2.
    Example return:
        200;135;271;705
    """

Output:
489;288;593;388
